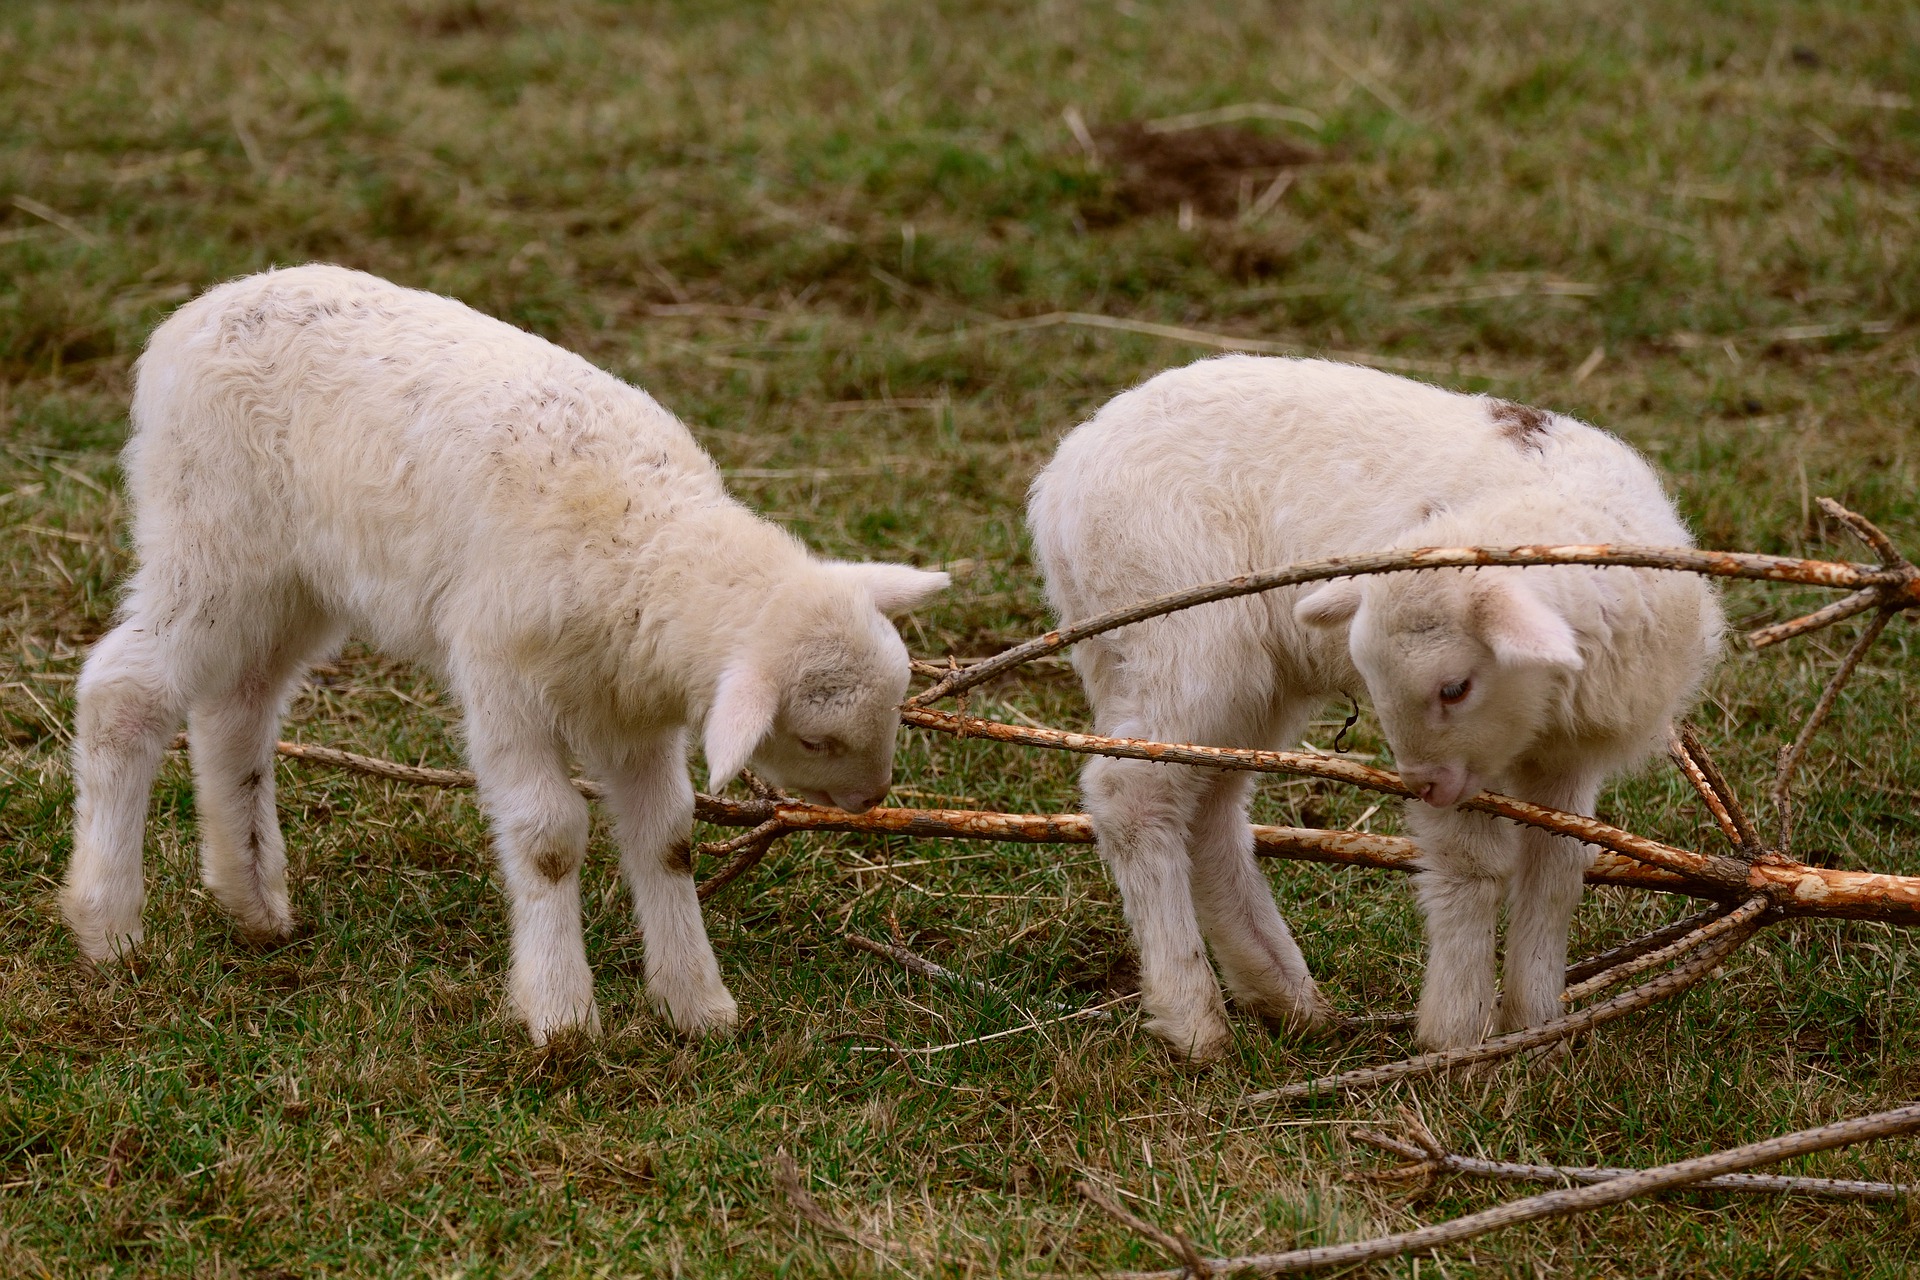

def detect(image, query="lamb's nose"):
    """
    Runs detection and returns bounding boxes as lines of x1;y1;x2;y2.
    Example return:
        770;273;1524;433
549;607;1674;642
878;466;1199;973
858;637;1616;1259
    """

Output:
832;788;885;814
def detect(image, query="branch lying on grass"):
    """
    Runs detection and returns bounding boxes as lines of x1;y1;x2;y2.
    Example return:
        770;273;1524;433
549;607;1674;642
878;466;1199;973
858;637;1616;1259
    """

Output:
213;733;1919;921
1561;903;1730;985
771;1151;937;1265
1103;1101;1920;1277
1077;1178;1208;1279
842;992;1135;1055
1559;896;1770;1004
898;708;1920;922
909;530;1919;708
695;820;787;902
1240;901;1769;1105
1351;1127;1916;1203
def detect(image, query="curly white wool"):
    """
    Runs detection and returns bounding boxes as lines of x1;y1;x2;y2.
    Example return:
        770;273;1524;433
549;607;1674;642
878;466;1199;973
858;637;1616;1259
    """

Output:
62;264;947;1043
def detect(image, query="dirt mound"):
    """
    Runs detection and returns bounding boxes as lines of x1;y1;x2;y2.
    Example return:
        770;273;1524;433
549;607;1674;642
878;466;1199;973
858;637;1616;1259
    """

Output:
1091;122;1320;219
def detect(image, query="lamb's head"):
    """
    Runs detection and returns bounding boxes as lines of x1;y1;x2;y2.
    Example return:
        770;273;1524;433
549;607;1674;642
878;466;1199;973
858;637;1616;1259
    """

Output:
703;563;949;812
1295;569;1583;808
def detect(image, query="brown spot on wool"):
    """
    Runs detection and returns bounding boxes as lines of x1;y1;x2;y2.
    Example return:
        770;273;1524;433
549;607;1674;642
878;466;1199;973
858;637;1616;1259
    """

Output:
532;845;578;882
661;838;693;876
1489;399;1553;451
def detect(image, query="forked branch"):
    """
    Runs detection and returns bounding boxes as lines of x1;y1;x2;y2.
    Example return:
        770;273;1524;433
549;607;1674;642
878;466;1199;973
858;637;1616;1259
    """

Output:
1105;1101;1920;1277
1351;1127;1916;1203
1240;901;1770;1105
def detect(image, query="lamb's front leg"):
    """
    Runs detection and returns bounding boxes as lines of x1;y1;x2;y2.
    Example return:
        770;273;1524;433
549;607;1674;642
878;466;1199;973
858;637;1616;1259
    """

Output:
589;730;736;1037
1499;768;1602;1033
1083;755;1226;1059
1407;805;1521;1049
463;685;598;1043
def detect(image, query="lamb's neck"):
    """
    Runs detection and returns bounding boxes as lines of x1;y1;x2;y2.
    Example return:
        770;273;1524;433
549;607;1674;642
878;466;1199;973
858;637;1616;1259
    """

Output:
607;504;812;719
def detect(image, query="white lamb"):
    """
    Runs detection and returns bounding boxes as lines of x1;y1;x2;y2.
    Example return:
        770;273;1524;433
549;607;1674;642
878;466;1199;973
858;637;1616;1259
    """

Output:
1029;355;1722;1059
62;264;947;1044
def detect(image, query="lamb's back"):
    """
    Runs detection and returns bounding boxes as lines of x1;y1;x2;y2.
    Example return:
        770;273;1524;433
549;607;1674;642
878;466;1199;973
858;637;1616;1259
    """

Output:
133;265;728;561
1033;356;1681;607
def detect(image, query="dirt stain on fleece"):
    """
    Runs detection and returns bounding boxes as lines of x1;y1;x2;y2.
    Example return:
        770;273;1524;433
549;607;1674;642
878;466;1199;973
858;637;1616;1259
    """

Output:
1489;398;1553;451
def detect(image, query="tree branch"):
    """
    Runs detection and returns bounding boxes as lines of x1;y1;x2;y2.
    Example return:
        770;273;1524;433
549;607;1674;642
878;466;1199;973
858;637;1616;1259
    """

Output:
1241;903;1769;1105
1351;1128;1916;1203
1107;1102;1920;1277
910;539;1909;707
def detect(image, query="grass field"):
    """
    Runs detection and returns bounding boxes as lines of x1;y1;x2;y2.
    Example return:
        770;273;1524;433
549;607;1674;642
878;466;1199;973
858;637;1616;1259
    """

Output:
4;1;1919;1274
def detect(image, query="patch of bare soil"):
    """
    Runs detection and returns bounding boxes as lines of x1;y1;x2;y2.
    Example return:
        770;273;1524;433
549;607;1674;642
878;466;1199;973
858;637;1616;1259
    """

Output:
1089;122;1321;219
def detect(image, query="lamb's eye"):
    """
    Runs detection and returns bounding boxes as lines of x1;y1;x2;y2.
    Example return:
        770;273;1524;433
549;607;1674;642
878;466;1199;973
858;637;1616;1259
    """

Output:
799;738;830;754
1439;679;1472;706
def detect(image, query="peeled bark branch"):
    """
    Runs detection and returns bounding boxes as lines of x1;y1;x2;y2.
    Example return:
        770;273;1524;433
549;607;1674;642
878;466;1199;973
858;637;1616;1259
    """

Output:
1560;896;1770;1003
223;735;1920;923
900;708;1920;922
909;539;1915;707
1670;725;1763;856
1562;904;1731;985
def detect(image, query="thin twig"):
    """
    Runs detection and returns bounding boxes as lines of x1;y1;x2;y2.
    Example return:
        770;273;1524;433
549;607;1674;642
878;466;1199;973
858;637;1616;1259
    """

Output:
1819;495;1904;565
1077;1178;1209;1279
771;1151;932;1264
1749;586;1883;649
843;992;1135;1055
1241;903;1769;1105
695;820;787;902
1351;1128;1916;1203
1772;607;1896;853
908;541;1903;708
1109;1102;1920;1277
841;931;1103;1018
1670;725;1764;856
1562;904;1729;985
1560;896;1769;1003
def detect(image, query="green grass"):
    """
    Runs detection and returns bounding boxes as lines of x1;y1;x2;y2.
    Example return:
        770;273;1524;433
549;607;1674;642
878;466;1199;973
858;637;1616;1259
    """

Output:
4;0;1920;1274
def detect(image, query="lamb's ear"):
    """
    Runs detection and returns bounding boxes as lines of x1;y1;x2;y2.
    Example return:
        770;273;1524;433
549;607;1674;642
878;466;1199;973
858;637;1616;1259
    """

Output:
1294;580;1363;629
1475;578;1584;670
834;563;951;617
703;661;778;788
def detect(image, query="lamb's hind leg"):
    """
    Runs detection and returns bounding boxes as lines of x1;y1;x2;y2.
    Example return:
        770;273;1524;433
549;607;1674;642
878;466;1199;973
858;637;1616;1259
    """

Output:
187;612;338;944
63;619;188;962
1083;754;1224;1059
590;730;735;1037
1188;769;1329;1033
1498;769;1601;1033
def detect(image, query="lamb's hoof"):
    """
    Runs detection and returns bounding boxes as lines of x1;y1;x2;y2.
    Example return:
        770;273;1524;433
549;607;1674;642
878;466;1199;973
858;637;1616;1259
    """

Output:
72;929;144;968
1146;1011;1233;1062
653;987;739;1039
526;1007;604;1047
1415;1008;1495;1053
63;895;144;966
1238;990;1336;1040
213;890;295;947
